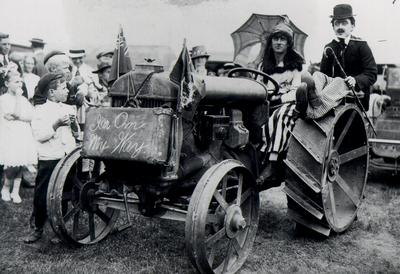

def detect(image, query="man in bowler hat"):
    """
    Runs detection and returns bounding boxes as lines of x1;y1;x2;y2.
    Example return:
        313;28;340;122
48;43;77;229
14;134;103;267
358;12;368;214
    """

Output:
320;4;377;110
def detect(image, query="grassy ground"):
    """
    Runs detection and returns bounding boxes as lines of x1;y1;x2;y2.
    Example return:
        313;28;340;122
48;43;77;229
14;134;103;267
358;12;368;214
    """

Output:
1;167;399;274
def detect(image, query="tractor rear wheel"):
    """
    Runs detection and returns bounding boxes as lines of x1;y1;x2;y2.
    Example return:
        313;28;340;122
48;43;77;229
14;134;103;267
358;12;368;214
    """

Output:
284;104;369;236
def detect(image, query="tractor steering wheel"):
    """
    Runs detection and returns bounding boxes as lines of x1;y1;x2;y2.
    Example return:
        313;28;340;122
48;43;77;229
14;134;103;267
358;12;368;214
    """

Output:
227;67;280;96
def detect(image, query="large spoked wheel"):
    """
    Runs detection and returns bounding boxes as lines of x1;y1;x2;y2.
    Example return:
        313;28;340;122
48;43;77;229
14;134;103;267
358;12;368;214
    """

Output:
47;147;120;246
185;160;259;274
284;104;369;236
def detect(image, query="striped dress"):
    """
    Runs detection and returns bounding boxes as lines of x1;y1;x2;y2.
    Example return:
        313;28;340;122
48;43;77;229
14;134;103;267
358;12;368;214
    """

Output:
260;68;301;158
261;71;351;159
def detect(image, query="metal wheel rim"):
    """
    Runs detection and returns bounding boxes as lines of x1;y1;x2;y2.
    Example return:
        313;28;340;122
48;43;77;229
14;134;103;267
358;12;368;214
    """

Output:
47;147;120;246
185;159;259;274
321;107;369;232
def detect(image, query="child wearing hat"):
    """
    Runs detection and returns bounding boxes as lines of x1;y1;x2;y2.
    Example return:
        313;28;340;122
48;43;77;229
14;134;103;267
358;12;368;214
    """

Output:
0;70;37;203
24;72;78;243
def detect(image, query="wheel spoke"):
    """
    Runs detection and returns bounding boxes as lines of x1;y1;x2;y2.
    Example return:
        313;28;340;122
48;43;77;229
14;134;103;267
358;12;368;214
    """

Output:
339;145;368;164
240;189;251;205
63;206;80;223
72;210;81;239
214;190;229;211
206;213;219;224
89;212;95;241
223;241;235;273
334;111;356;150
206;226;226;247
72;176;83;190
335;174;360;206
328;182;337;227
236;173;243;206
222;176;227;199
232;238;244;258
95;208;110;223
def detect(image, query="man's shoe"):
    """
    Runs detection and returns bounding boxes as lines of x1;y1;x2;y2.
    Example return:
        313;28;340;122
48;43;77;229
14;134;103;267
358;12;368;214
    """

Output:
295;83;308;118
301;73;322;108
24;229;43;244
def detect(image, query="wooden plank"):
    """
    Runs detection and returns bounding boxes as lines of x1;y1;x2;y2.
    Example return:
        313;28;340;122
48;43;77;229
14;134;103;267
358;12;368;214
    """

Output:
82;107;173;164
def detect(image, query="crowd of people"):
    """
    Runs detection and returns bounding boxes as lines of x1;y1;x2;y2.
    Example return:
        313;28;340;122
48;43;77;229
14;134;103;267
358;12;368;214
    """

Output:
0;32;115;243
0;3;383;245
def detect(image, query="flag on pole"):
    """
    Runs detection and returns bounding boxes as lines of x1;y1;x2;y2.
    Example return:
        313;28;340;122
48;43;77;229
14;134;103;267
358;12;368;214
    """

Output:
169;39;196;111
108;25;133;84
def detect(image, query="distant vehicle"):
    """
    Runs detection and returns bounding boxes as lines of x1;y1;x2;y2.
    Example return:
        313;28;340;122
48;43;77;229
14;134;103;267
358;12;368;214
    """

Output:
369;66;400;174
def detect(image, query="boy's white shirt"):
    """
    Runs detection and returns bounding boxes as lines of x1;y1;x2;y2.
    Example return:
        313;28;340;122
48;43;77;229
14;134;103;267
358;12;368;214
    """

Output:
31;100;77;160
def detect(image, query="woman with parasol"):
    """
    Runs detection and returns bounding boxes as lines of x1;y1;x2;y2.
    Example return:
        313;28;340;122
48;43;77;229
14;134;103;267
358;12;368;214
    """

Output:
255;22;321;189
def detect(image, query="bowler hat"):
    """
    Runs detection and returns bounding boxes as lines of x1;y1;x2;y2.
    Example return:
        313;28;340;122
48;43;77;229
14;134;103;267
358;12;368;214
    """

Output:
92;62;111;73
43;50;65;65
191;45;210;60
330;4;356;20
69;49;86;59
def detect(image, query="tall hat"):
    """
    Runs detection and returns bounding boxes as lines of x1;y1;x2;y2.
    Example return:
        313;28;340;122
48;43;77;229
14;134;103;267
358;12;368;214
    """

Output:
190;45;210;60
69;49;86;58
330;4;356;20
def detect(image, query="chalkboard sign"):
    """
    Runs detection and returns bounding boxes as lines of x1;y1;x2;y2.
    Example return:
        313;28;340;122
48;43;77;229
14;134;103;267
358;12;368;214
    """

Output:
82;107;173;164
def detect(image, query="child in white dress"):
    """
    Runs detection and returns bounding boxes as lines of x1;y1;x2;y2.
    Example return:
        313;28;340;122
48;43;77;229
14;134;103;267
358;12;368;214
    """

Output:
0;70;37;203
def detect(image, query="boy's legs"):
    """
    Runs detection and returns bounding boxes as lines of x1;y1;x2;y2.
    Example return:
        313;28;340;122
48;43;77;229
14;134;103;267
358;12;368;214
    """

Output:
24;159;60;243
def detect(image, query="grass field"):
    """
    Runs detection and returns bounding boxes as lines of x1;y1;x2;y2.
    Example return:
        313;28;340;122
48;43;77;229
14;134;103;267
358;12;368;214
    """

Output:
1;167;399;274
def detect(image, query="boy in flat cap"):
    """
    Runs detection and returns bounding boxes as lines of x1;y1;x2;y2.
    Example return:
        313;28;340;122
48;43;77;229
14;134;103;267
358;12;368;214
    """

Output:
24;73;78;244
96;51;113;64
320;3;377;110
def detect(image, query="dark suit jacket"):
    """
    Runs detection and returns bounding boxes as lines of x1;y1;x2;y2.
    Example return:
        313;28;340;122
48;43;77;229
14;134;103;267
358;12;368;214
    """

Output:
320;36;377;110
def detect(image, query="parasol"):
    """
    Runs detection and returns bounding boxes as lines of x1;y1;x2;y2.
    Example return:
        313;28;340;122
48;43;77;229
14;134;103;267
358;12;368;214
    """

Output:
231;14;308;66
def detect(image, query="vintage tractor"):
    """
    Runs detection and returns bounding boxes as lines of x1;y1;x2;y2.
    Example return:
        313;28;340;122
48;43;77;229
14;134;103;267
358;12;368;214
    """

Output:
369;67;400;174
46;66;368;273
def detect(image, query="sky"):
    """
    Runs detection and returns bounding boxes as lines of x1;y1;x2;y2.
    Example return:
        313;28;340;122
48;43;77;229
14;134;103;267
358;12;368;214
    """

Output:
3;0;400;65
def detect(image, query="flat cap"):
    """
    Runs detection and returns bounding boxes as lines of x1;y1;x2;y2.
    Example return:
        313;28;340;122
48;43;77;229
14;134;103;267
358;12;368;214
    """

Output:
96;50;114;59
30;38;46;45
36;72;64;95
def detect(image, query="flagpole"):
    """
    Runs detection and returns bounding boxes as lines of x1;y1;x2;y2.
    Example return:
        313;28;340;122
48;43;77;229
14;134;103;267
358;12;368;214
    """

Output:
117;25;121;80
